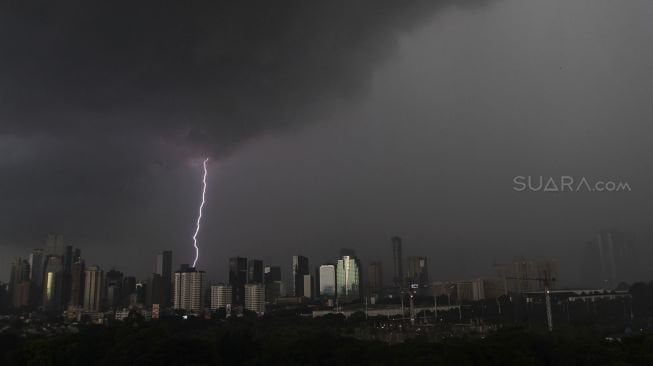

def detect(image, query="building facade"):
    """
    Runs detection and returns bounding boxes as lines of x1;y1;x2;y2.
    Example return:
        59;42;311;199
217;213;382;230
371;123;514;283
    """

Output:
210;284;232;311
244;283;265;315
83;266;104;312
336;256;361;303
173;266;205;313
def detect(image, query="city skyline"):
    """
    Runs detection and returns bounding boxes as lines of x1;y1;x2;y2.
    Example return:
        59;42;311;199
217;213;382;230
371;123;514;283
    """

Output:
3;0;653;288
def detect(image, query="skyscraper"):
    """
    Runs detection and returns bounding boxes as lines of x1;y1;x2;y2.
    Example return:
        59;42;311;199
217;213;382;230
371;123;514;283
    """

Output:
302;274;313;299
122;276;136;307
156;251;173;307
264;265;283;302
367;261;383;295
173;266;205;313
29;248;44;290
407;256;429;289
292;255;309;297
42;255;64;311
147;273;165;307
318;264;336;299
336;256;361;303
45;234;66;257
392;237;403;287
210;284;232;311
69;259;85;307
248;259;263;284
244;283;265;315
9;258;31;308
264;265;281;283
105;269;124;309
83;266;104;312
229;257;248;306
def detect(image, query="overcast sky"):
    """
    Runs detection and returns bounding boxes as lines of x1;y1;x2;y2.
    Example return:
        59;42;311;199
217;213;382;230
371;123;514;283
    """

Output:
2;0;653;285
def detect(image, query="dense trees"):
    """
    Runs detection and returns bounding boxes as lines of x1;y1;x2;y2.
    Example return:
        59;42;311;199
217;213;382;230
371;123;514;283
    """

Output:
3;317;653;365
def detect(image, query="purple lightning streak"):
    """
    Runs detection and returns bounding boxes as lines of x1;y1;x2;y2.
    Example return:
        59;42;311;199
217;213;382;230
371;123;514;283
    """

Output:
192;158;209;268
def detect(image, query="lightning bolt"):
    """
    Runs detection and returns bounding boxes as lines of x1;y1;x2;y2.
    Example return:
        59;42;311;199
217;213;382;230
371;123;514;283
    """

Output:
192;157;209;268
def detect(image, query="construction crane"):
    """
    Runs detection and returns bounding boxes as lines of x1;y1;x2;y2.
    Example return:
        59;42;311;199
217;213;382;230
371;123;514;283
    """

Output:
505;272;556;332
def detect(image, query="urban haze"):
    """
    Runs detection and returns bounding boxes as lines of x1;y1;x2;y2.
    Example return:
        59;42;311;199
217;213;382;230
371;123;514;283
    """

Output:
2;1;653;364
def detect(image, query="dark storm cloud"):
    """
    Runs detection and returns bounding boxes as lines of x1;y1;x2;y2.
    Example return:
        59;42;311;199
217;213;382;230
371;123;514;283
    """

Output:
0;0;469;153
0;1;478;260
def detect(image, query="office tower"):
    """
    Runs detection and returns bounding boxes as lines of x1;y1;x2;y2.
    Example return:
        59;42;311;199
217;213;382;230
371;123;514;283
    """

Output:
60;245;77;310
45;234;66;257
69;259;85;306
581;230;636;288
367;261;383;295
13;281;32;308
9;258;31;308
248;259;263;284
336;256;362;303
392;236;403;287
147;273;165;307
244;283;265;315
318;264;336;298
84;266;104;312
210;284;232;311
173;266;205;313
407;256;429;289
156;251;173;279
42;255;64;311
264;265;281;283
105;269;124;309
229;257;248;306
29;249;44;290
156;251;173;306
292;255;309;297
302;274;313;299
134;282;146;306
264;265;282;302
122;276;136;306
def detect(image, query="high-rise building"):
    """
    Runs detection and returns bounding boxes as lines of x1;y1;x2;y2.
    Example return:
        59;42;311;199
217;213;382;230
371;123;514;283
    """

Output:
42;255;64;311
367;261;383;295
122;276;136;306
173;266;205;313
105;269;124;309
264;265;281;283
244;283;265;315
264;265;282;302
210;285;232;311
133;282;146;306
29;249;44;290
156;251;173;306
9;258;31;308
336;256;361;303
407;256;429;290
60;245;78;311
248;259;263;284
147;273;166;307
292;255;309;297
83;266;104;312
302;274;313;299
13;281;32;308
318;264;336;299
229;257;248;306
69;259;85;306
392;237;403;287
45;234;66;257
